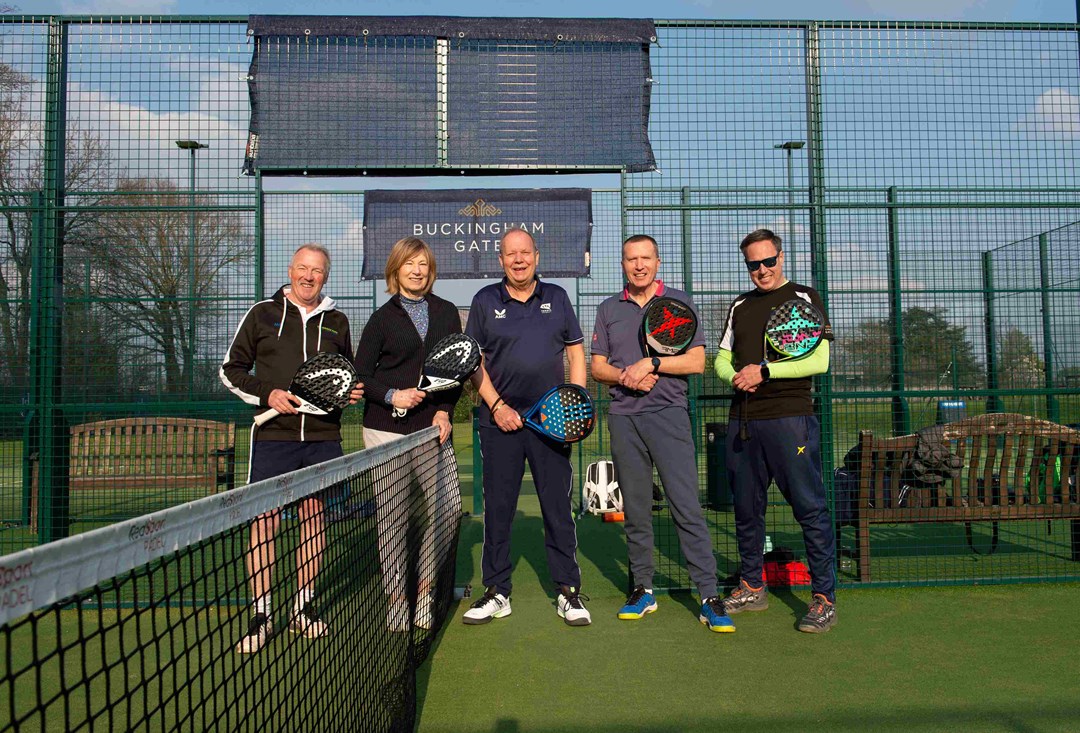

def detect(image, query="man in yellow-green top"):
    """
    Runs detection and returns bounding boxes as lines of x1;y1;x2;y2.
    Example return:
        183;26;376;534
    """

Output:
714;228;837;633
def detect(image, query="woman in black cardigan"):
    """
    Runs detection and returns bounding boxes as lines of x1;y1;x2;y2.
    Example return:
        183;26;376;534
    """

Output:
354;236;464;632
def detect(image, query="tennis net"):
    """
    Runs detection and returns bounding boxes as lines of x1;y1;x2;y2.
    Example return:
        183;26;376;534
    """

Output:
0;427;460;732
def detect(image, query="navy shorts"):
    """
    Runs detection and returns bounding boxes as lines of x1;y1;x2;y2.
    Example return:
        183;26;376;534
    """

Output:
249;440;344;483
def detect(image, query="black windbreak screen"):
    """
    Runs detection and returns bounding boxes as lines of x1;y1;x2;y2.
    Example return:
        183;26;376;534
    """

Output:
244;36;439;173
447;40;655;171
243;16;656;175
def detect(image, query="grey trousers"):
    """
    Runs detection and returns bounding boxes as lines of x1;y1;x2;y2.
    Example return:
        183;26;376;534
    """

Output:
364;427;459;598
609;406;718;598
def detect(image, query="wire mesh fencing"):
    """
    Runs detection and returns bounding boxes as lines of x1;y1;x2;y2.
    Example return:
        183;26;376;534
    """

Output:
1;16;1079;589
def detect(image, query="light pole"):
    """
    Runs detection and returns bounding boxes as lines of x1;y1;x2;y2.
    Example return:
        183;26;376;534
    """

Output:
175;140;208;394
774;140;805;272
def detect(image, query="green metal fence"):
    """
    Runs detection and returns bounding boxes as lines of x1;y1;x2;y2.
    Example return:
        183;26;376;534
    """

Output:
1;16;1078;589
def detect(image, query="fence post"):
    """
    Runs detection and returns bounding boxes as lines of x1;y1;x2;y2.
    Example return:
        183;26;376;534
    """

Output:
1039;233;1059;422
887;187;910;436
805;22;837;495
680;186;701;451
982;252;1004;414
38;18;71;543
254;173;265;300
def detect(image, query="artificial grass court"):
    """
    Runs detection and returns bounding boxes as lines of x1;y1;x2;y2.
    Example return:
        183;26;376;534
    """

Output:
415;493;1080;733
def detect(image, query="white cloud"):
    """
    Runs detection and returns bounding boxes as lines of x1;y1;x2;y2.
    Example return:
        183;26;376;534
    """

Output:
1016;88;1080;138
66;82;247;185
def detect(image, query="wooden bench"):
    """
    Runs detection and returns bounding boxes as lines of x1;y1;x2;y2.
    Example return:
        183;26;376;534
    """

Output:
31;417;236;530
852;413;1080;582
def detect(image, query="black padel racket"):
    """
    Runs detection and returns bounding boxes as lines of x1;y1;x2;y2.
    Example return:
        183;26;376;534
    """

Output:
254;352;358;427
764;299;825;361
640;297;698;356
521;384;596;444
740;298;825;440
393;333;481;418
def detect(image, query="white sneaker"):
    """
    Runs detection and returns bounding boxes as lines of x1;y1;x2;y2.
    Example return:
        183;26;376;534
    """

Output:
288;605;329;638
236;613;272;653
556;586;591;627
461;587;511;625
416;594;435;630
387;598;410;633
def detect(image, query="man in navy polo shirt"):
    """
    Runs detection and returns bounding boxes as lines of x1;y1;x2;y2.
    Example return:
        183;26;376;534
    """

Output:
461;228;591;627
591;234;733;633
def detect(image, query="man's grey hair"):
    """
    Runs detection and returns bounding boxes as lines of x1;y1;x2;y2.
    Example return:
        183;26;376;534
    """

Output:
293;242;331;274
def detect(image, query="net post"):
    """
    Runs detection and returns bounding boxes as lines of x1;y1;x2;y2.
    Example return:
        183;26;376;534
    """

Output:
472;406;483;515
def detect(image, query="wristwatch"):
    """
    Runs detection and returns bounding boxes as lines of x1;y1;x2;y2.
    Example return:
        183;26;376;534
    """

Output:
651;357;661;374
759;361;771;382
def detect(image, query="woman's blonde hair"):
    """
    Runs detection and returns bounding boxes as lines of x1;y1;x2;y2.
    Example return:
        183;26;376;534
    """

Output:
385;237;437;296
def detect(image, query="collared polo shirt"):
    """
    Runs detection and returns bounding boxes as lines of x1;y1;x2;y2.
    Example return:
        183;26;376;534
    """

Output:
591;280;706;415
466;278;583;428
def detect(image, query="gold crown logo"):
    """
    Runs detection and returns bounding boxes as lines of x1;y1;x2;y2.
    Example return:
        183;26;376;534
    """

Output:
458;199;502;217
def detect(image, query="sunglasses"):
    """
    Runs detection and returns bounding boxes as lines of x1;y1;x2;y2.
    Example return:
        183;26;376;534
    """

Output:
744;255;779;272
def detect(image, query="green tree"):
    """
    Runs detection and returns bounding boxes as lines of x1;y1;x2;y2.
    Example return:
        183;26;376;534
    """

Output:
997;327;1044;389
845;307;982;389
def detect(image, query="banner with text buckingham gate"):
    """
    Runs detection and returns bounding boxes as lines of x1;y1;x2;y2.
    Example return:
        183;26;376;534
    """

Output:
362;188;592;279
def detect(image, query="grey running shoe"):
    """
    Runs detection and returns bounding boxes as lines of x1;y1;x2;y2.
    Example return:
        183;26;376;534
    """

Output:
798;594;836;633
722;580;769;615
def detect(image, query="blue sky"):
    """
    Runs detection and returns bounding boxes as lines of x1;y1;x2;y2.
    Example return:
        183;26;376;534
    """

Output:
27;0;1080;23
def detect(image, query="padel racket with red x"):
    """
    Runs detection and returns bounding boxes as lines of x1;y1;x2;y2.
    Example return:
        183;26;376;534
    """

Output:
393;333;481;418
640;297;698;356
740;298;825;440
521;384;596;444
254;352;358;427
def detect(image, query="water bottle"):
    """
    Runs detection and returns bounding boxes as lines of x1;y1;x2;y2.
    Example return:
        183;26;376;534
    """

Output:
763;535;773;554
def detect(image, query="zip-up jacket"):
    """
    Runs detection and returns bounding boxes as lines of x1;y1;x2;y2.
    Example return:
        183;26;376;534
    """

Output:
220;286;354;442
354;292;463;435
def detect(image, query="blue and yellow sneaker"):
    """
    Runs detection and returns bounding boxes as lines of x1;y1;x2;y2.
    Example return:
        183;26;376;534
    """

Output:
699;596;736;633
618;585;658;620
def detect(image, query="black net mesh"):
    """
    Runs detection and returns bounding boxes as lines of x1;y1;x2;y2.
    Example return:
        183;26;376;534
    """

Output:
0;428;459;733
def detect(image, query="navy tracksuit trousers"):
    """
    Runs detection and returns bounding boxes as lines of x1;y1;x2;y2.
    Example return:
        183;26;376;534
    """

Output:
478;426;580;596
726;415;836;601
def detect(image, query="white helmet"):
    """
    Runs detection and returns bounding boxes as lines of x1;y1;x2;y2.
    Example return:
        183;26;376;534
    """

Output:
584;460;623;514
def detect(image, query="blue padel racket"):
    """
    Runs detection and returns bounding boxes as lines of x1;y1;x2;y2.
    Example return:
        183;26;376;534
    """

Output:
640;297;698;357
740;298;825;440
521;384;596;444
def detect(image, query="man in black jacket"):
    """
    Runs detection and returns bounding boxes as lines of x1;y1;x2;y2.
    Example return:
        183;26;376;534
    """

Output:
220;243;363;654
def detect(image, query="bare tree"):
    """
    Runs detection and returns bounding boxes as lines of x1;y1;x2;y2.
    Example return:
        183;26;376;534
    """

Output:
79;177;251;394
0;59;116;393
